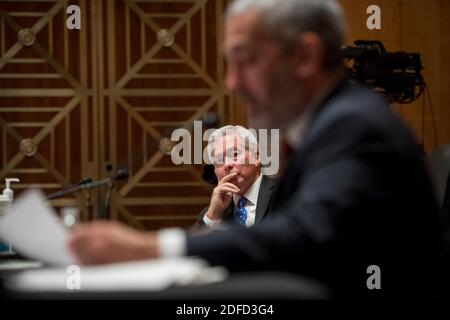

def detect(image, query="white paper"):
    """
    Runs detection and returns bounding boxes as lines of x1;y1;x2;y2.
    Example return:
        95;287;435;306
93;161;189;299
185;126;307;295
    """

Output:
5;257;228;292
0;189;75;266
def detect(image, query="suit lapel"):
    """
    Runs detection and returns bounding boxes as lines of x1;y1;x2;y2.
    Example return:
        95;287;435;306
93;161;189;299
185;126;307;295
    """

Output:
255;175;275;223
221;176;276;224
273;79;351;209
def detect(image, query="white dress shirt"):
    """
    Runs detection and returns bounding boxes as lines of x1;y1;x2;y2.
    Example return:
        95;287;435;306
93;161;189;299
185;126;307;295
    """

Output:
285;72;345;149
203;174;262;228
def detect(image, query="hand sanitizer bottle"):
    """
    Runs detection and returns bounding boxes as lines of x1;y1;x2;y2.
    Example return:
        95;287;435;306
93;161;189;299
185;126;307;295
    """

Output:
0;178;20;255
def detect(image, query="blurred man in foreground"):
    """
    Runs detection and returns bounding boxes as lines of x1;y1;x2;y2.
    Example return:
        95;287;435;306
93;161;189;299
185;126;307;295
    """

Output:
69;0;447;298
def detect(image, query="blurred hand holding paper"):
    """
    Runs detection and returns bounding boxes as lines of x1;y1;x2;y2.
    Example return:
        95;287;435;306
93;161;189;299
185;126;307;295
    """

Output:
0;189;75;266
0;189;228;293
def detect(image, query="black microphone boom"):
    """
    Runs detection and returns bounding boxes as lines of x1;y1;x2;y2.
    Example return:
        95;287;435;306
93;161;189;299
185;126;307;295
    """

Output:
47;177;93;200
47;170;128;200
110;168;129;181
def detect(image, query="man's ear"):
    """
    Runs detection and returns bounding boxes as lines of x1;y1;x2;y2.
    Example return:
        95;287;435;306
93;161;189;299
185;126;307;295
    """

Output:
292;32;324;79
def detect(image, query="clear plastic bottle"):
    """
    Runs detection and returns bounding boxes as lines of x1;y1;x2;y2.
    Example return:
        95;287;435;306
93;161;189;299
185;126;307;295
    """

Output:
0;178;20;254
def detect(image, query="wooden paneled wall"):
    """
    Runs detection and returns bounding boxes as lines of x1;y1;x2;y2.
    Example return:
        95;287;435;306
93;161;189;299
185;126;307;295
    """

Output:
0;0;234;230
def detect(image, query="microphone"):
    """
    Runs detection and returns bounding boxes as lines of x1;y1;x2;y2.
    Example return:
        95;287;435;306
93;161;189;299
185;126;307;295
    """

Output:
110;168;128;181
100;168;128;219
79;177;93;185
47;177;93;200
79;177;93;184
59;177;93;192
47;169;129;200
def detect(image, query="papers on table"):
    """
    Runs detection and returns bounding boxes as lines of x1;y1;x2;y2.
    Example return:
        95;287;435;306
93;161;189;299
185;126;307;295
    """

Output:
4;257;228;292
0;260;43;271
0;189;75;266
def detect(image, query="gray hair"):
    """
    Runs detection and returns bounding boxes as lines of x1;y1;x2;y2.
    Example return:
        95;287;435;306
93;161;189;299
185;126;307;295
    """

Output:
226;0;347;69
207;125;259;164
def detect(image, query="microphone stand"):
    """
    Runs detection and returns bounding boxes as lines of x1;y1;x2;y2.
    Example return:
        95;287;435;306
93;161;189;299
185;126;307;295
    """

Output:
47;177;93;200
47;169;129;206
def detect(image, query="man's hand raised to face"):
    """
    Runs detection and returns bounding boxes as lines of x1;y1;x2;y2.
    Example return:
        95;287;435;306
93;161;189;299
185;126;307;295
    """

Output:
205;172;240;221
68;221;158;265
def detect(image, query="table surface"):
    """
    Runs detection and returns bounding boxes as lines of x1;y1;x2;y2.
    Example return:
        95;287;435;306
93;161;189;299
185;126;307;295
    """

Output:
0;255;330;300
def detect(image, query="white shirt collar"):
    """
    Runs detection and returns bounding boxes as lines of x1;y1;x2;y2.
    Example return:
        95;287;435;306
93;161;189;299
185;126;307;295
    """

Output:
233;174;262;206
285;73;345;148
285;104;315;148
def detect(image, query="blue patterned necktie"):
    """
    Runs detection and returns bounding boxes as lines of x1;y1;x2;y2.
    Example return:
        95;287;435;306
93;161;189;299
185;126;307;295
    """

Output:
234;196;247;226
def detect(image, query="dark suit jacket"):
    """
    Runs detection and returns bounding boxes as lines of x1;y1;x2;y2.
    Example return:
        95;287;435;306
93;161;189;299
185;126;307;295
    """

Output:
186;80;448;297
197;175;276;227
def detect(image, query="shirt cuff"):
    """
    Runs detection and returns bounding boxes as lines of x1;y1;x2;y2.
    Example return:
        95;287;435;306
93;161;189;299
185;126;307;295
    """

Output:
157;228;187;257
203;214;223;228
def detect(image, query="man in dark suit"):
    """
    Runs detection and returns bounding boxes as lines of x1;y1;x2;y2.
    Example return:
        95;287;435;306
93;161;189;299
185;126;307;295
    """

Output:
69;0;447;297
198;175;275;228
197;125;275;229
